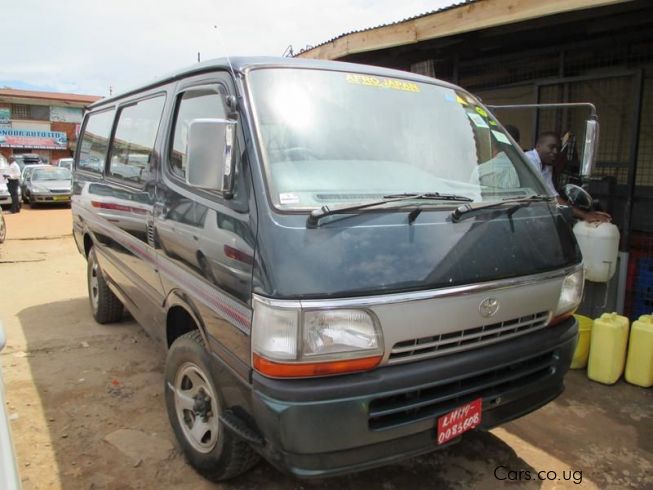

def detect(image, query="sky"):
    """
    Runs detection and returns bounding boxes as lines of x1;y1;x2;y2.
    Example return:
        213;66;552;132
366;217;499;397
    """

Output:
2;0;460;97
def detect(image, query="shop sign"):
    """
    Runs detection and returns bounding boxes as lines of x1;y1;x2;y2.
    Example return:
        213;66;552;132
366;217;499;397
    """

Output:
0;128;68;149
50;106;82;123
0;108;10;123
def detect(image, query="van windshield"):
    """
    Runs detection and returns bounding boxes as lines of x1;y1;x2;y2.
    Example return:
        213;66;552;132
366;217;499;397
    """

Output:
247;68;547;210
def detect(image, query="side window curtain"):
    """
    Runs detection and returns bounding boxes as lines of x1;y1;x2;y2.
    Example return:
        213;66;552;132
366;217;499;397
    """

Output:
169;89;227;179
78;108;116;173
108;96;166;185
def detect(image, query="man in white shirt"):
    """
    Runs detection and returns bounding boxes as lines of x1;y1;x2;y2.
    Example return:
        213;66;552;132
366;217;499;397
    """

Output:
2;156;22;213
525;132;610;223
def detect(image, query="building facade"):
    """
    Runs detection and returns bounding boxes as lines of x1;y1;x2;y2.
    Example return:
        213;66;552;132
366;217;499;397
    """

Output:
0;88;101;164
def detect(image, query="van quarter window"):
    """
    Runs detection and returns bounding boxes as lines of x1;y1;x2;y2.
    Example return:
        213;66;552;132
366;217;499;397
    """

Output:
77;108;116;173
169;89;227;179
108;96;165;184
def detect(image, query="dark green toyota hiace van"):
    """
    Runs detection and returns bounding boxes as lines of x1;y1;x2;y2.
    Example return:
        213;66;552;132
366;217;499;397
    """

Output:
72;57;585;480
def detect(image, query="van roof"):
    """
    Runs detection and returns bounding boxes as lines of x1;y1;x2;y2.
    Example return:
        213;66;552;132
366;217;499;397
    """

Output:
89;56;457;109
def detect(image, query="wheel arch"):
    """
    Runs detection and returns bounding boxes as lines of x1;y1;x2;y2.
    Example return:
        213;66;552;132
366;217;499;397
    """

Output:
164;290;210;349
83;232;94;258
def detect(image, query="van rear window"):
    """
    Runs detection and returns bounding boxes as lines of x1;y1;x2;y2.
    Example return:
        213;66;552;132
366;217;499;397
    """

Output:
78;109;115;173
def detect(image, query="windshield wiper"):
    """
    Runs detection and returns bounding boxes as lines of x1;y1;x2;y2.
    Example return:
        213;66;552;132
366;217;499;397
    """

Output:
307;193;473;228
383;192;473;202
450;195;553;223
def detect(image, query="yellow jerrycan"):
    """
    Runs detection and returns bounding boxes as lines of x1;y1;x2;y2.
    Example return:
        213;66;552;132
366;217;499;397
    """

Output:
587;312;629;384
625;315;653;388
571;315;593;369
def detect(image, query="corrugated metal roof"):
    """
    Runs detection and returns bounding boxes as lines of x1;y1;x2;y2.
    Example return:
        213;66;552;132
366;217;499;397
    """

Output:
295;0;629;59
0;88;102;104
296;0;477;55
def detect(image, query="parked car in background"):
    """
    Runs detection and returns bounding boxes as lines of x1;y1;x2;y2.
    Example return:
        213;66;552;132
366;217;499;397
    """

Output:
55;158;74;171
0;322;21;489
13;153;46;173
20;165;49;201
25;166;72;206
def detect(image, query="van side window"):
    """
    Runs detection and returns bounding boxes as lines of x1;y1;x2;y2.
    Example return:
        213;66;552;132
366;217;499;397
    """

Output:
170;90;227;178
108;96;165;184
78;109;116;173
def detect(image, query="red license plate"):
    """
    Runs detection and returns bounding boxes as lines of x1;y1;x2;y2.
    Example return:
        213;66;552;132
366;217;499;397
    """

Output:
437;398;482;445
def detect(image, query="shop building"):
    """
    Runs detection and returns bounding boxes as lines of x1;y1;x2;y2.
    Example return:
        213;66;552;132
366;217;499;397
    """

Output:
0;88;102;164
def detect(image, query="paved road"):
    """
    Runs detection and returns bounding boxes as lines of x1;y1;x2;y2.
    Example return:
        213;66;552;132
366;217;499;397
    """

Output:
1;206;651;489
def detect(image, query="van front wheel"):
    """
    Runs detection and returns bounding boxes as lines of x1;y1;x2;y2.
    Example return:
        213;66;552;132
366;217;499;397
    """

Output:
165;331;259;481
87;247;123;323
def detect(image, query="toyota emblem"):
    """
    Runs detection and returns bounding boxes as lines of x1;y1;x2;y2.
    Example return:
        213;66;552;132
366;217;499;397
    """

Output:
479;297;500;318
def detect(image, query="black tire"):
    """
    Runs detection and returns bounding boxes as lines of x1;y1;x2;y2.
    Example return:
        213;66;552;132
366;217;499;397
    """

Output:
87;247;124;323
165;331;259;481
29;194;37;208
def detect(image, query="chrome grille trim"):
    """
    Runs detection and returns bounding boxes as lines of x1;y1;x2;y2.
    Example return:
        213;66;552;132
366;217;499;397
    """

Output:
389;311;550;364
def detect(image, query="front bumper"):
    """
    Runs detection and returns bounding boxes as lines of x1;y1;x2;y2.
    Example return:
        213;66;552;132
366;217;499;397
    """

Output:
31;193;71;203
249;317;577;478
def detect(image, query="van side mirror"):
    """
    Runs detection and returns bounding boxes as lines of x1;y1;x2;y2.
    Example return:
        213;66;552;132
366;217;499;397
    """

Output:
581;118;599;178
186;118;237;197
563;184;593;211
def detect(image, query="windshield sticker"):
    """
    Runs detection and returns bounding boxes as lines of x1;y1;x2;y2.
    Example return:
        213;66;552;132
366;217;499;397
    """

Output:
468;113;489;128
346;74;420;93
489;120;497;126
491;130;511;144
279;193;300;205
456;95;468;106
475;107;488;118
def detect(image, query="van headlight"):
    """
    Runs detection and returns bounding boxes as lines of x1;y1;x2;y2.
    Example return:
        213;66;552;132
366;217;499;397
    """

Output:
252;298;383;378
552;268;584;325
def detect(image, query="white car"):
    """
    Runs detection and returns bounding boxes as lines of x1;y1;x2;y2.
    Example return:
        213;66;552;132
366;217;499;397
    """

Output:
55;158;74;171
0;323;21;489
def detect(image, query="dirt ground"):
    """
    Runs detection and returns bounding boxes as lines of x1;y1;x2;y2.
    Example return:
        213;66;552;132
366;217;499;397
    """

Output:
1;206;652;490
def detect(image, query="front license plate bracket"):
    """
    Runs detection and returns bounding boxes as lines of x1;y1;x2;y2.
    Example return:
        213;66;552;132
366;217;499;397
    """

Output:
436;398;482;445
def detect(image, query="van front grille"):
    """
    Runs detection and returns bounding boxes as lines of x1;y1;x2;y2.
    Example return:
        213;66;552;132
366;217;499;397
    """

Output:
389;311;549;364
368;350;557;430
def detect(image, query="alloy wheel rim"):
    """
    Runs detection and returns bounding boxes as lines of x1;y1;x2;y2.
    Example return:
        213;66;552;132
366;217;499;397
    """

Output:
173;362;220;453
90;259;99;312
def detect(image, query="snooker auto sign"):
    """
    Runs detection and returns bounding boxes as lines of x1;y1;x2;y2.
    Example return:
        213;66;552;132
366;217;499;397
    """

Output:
0;128;67;149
